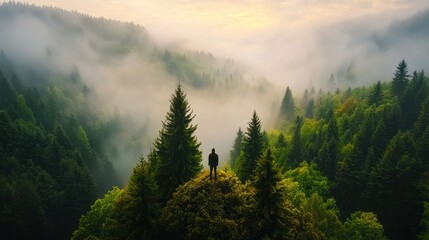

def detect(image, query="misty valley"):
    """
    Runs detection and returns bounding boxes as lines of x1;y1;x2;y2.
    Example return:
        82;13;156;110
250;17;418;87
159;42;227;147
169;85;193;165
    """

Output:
1;2;429;240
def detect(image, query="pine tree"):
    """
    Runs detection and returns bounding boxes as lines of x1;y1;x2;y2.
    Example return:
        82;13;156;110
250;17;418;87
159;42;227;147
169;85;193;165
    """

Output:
276;132;287;149
401;70;428;127
392;59;410;97
279;86;296;121
0;69;17;108
334;144;364;215
304;99;315;118
237;111;264;182
368;81;383;106
154;84;202;202
287;115;304;169
116;157;160;240
252;149;296;239
316;109;339;180
229;128;243;168
367;131;423;239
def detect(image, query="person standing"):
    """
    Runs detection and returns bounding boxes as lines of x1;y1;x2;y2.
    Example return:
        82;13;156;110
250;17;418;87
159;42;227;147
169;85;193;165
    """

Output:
209;148;219;180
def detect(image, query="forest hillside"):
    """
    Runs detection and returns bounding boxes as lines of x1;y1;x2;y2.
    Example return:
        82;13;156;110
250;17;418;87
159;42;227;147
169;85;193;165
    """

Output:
1;2;429;240
73;60;429;240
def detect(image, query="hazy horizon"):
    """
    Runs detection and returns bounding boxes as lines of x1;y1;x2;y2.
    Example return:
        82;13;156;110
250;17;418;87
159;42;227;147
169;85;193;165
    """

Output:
22;0;429;90
3;0;429;179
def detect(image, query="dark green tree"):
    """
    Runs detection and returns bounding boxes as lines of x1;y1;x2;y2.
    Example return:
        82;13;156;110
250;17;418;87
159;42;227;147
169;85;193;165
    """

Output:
401;70;428;127
154;84;202;202
392;59;410;97
0;69;16;108
418;202;429;240
304;99;315;118
368;81;383;106
275;132;288;167
237;111;264;182
367;131;423;239
287;115;304;169
334;144;365;216
414;97;429;166
316;109;339;180
160;171;249;240
115;157;160;240
279;86;296;121
229;127;243;168
252;149;297;239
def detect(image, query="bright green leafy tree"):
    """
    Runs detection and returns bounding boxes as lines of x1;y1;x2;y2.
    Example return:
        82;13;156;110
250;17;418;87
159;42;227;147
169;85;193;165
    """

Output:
343;211;386;240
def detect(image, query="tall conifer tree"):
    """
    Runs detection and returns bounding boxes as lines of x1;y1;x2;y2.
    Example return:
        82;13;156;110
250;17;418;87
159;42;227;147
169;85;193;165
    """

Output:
252;149;295;239
368;81;383;106
238;111;263;182
392;59;410;97
229;127;243;168
279;86;296;121
288;115;304;169
116;157;160;239
154;84;202;202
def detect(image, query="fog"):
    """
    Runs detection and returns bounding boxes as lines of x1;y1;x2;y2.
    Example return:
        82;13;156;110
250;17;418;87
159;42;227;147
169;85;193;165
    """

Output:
0;3;279;182
2;1;429;181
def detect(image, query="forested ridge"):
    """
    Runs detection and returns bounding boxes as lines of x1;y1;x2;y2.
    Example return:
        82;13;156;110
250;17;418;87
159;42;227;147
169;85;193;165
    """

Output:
71;60;429;240
1;2;429;240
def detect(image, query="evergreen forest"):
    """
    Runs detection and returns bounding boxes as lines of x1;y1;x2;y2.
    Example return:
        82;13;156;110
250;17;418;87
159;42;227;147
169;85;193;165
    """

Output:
69;60;429;240
1;3;429;240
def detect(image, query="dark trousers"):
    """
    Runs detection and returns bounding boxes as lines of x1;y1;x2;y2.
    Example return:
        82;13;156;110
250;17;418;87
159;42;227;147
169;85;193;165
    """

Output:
210;166;217;179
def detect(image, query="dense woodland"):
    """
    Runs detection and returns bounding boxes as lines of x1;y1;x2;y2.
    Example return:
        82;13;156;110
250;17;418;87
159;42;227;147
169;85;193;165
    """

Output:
70;60;429;240
1;3;429;240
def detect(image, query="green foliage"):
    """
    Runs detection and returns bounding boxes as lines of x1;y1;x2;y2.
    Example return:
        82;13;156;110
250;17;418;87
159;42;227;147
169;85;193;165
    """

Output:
287;116;304;169
114;157;160;240
229;127;243;168
304;98;315;118
368;131;424;239
160;170;249;240
316;109;339;180
368;81;383;106
72;187;124;240
16;94;35;123
301;194;343;240
418;202;429;240
392;59;410;97
333;143;365;215
236;111;264;182
284;161;330;199
154;84;203;202
0;69;16;108
273;132;288;167
343;212;386;240
279;86;296;121
251;149;297;239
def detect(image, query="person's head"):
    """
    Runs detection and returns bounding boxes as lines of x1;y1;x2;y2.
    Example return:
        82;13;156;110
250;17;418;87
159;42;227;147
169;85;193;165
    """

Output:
212;148;215;153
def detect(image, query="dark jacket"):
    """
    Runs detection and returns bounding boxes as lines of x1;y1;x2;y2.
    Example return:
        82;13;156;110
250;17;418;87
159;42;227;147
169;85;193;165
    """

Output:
209;153;219;167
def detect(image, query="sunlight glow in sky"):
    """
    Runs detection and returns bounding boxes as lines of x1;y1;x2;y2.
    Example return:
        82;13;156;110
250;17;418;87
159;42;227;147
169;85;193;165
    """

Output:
20;0;429;87
23;0;419;34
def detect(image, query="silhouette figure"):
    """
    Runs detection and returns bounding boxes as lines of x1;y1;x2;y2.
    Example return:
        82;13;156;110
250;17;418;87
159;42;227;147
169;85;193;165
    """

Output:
209;148;219;180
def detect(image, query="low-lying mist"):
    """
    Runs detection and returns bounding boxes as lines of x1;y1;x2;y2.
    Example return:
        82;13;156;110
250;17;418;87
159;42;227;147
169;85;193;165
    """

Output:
2;2;429;183
0;3;279;183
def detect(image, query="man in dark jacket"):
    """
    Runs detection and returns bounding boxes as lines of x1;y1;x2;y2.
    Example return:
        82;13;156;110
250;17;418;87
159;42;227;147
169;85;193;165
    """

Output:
209;148;219;180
